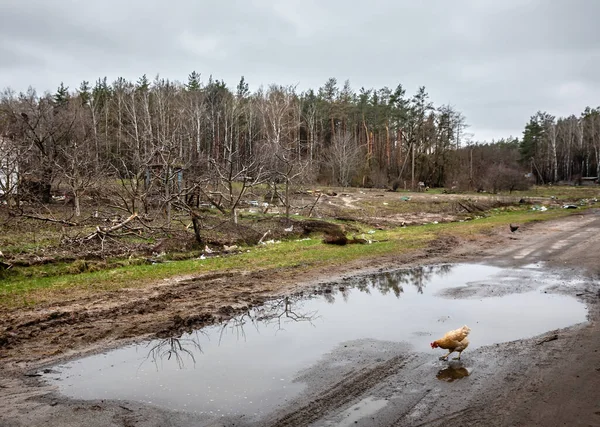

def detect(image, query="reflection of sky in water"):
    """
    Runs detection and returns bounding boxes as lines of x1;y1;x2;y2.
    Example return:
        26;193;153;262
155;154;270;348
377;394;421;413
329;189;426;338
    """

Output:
46;264;587;417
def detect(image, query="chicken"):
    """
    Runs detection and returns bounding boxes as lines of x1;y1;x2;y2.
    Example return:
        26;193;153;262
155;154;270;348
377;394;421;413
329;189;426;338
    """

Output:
430;325;471;361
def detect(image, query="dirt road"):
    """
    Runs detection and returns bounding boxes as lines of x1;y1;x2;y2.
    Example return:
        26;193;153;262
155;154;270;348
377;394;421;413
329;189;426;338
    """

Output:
1;210;600;426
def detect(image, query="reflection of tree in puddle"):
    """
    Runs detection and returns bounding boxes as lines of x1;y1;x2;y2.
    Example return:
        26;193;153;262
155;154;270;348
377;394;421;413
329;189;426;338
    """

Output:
219;296;320;343
436;364;470;382
324;264;454;303
145;331;205;370
143;266;454;368
144;296;319;369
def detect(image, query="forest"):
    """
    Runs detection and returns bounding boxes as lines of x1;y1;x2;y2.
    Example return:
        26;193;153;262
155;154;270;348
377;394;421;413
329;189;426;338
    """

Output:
0;72;599;220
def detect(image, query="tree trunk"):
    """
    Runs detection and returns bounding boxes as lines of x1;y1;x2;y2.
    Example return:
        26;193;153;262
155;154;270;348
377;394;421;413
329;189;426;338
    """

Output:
411;141;415;190
191;214;204;245
74;192;81;217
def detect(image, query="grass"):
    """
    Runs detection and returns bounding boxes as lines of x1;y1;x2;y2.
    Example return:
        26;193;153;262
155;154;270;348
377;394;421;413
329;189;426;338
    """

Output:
0;232;61;254
0;233;424;306
503;185;600;200
0;201;586;309
359;198;455;215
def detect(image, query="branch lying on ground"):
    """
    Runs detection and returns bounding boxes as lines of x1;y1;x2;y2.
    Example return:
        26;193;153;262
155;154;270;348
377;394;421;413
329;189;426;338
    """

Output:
82;213;139;241
307;193;322;217
21;213;78;226
258;230;271;244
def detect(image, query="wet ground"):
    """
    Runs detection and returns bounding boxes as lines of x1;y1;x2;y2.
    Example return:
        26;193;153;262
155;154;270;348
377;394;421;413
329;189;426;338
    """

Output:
42;263;588;425
2;211;600;427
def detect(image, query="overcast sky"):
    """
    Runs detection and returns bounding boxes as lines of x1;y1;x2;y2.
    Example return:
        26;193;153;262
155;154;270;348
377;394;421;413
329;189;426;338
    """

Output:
1;0;599;142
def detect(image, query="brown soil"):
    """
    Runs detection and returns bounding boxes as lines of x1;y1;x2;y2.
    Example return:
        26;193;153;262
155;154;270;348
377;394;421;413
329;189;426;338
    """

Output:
1;207;600;426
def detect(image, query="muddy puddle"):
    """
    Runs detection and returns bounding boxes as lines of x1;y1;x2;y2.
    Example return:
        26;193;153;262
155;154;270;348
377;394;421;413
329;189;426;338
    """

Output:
42;263;588;419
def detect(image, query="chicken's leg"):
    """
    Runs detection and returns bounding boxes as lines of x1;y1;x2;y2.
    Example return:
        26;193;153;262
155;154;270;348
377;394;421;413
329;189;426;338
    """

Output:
452;351;463;360
439;350;454;361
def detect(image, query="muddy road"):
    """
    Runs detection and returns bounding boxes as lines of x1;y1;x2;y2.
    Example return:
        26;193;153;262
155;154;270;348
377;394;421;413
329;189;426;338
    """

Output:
1;210;600;427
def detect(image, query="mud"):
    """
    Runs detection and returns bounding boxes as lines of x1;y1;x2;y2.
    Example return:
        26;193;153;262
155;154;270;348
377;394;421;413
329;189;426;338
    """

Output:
41;263;586;420
1;209;600;426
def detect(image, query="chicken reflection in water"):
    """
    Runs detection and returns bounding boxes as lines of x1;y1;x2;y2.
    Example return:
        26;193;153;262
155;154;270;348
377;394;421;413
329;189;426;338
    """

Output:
436;362;470;382
143;295;320;370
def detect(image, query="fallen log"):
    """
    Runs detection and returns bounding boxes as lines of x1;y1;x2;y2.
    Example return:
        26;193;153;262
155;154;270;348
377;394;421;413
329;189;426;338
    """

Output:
22;214;77;226
83;213;139;241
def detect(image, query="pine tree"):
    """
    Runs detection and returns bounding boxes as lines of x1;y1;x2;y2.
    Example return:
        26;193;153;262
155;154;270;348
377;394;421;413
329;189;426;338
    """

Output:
78;80;91;106
92;77;110;110
54;82;70;106
136;74;150;92
186;71;202;91
236;76;249;98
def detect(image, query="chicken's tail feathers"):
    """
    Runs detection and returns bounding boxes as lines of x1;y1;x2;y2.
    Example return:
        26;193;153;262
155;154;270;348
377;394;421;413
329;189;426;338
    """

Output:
462;325;472;335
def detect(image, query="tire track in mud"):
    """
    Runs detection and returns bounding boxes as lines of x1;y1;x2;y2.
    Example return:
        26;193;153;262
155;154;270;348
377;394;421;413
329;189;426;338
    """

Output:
492;214;600;264
265;355;412;427
405;406;484;427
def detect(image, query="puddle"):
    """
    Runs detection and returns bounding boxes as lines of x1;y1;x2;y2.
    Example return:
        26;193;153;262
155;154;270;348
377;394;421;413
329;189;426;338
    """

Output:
43;263;588;419
324;396;389;426
436;363;471;382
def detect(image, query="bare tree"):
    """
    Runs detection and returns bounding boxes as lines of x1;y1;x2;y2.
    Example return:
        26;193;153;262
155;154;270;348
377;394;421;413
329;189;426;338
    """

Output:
325;130;363;186
53;101;99;216
1;88;72;203
207;94;267;223
258;85;310;218
0;136;20;207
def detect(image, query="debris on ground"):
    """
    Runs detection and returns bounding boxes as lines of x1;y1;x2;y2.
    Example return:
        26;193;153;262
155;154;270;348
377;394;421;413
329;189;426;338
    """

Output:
536;334;559;345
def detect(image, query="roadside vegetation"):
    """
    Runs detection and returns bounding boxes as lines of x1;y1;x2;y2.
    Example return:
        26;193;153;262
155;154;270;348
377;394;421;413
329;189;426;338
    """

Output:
1;185;597;308
1;75;599;309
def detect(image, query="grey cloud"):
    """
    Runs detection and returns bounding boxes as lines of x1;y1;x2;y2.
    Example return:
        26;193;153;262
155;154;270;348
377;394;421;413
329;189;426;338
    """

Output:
1;0;599;141
0;43;46;69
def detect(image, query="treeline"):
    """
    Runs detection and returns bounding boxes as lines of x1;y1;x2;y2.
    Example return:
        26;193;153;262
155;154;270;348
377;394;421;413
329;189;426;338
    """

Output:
0;73;469;217
0;72;598;219
520;109;600;184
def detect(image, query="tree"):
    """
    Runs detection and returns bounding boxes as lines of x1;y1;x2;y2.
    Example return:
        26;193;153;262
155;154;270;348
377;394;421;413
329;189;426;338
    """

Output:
1;88;74;203
236;76;250;99
483;164;531;193
54;100;99;216
409;86;434;189
582;108;600;180
54;82;70;106
325;130;363;186
0;73;488;226
78;81;91;106
207;88;266;223
186;71;202;92
520;111;556;183
258;85;308;219
0;135;20;207
318;77;339;141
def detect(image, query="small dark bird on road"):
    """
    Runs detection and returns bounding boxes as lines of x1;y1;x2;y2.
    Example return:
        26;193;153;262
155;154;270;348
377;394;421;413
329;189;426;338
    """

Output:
509;224;519;233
